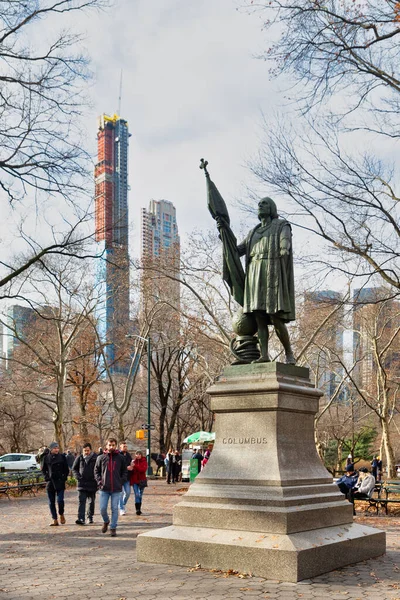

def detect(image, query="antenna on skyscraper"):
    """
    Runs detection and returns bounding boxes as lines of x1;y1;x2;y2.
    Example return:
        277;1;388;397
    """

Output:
117;69;123;116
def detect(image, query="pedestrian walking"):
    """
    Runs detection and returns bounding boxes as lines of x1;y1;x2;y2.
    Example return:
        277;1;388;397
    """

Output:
166;448;175;484
94;438;127;537
173;450;182;482
128;451;148;515
65;449;75;476
164;451;170;479
41;442;69;526
72;443;98;525
118;441;132;516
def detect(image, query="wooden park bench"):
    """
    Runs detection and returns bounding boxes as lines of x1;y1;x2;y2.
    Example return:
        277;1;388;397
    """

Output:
351;482;383;515
0;480;10;499
379;480;400;515
0;470;45;497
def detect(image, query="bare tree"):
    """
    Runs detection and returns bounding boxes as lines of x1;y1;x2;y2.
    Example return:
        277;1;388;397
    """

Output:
244;0;400;287
0;0;108;299
1;256;100;448
136;230;232;450
338;294;400;478
0;0;107;201
248;0;400;118
0;380;48;452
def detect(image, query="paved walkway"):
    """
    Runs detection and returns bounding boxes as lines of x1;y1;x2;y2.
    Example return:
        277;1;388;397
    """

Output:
0;481;399;600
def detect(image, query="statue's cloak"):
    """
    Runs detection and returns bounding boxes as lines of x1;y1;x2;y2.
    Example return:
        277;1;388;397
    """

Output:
237;219;295;323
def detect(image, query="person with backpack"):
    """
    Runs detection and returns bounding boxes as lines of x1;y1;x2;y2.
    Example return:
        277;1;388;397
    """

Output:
41;442;69;526
72;443;98;525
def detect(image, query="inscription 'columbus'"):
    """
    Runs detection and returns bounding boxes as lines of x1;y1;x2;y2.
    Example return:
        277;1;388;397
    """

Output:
222;437;268;445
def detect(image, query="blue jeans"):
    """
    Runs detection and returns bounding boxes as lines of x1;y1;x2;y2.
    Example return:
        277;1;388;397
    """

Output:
133;483;144;504
119;480;131;510
99;490;120;529
47;483;65;520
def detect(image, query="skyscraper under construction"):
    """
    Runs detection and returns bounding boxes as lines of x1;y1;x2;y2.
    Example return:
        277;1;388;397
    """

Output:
95;114;130;373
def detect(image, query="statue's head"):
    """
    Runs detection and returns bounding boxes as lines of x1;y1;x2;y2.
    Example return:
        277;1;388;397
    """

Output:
258;197;278;220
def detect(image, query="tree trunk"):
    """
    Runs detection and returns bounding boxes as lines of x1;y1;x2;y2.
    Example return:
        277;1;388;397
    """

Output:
118;414;125;442
53;412;65;450
54;353;67;450
334;440;343;475
159;405;167;453
381;416;396;479
165;402;181;451
77;390;89;439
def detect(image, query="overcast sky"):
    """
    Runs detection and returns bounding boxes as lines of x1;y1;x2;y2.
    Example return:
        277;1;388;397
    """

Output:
82;0;284;257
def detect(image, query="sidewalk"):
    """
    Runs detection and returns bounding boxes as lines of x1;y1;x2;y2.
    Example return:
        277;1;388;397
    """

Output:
0;480;399;600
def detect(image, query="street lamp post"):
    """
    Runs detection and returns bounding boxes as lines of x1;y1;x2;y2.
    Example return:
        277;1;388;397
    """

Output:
126;333;153;476
146;336;152;476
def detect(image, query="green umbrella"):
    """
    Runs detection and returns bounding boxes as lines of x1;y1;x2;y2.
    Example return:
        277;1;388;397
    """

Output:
183;431;216;444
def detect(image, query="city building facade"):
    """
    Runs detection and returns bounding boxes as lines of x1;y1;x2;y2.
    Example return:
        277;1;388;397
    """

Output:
140;199;180;310
353;287;400;392
1;305;35;368
303;290;345;400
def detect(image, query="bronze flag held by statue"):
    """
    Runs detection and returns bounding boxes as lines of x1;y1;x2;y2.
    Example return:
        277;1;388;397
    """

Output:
199;158;245;307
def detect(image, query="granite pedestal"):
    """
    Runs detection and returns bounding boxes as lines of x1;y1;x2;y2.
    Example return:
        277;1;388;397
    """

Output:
137;363;385;581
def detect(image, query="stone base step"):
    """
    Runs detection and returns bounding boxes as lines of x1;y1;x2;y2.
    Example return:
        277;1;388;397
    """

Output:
137;522;386;582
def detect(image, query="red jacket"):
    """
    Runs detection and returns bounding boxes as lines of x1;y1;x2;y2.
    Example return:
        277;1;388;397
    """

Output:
129;457;148;485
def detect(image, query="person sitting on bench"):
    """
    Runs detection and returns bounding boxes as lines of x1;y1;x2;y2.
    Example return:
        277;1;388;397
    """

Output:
351;467;375;501
336;464;358;499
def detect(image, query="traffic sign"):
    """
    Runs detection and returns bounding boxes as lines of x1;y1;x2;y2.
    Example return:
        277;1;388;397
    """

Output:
141;423;156;430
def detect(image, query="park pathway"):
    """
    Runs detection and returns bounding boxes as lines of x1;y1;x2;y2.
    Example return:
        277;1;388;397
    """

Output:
0;480;399;600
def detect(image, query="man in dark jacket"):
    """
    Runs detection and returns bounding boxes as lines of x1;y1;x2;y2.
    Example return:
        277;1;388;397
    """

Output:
42;442;69;526
118;441;132;515
94;437;127;537
336;464;359;499
72;443;98;525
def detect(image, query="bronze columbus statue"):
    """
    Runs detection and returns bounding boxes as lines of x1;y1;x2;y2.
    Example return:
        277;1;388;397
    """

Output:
200;159;296;365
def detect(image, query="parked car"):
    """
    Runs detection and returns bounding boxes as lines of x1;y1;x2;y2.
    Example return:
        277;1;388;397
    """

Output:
0;453;39;471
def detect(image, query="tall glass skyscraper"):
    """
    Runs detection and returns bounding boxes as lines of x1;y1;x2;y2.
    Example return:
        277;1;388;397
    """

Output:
95;114;130;374
141;199;180;260
141;199;180;312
